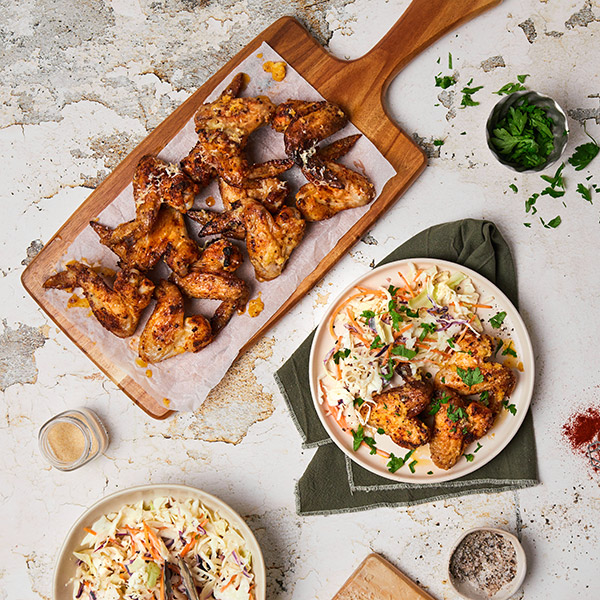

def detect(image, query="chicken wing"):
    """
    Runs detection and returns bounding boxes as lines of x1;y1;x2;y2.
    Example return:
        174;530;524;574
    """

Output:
172;270;249;334
183;73;293;188
368;372;432;449
138;280;213;363
243;201;306;281
43;262;154;338
187;207;247;240
428;388;468;470
193;238;244;274
436;331;516;413
91;205;201;277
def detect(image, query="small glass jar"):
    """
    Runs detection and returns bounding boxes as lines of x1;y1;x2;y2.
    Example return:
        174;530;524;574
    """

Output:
38;408;109;471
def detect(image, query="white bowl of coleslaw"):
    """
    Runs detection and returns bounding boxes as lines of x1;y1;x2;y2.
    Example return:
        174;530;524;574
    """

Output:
53;484;266;600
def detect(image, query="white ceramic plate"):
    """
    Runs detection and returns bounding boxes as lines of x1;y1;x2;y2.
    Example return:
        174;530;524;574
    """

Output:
53;484;266;600
309;258;534;483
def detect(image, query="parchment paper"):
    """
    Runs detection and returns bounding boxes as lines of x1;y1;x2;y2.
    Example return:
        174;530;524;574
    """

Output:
45;42;396;411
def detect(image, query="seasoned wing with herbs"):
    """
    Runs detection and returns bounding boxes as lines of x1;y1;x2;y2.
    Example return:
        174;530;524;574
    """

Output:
243;201;306;281
368;370;432;449
172;270;249;334
43;262;154;338
436;330;516;413
138;281;213;363
428;387;496;470
182;73;293;188
295;135;375;222
193;238;244;274
91;205;201;277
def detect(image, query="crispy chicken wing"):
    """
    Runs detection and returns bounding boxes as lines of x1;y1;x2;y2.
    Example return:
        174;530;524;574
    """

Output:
172;270;249;334
138;280;213;363
132;155;199;233
183;73;293;188
436;331;516;413
272;100;348;187
91;205;201;277
368;371;432;449
43;262;154;338
243;201;306;281
188;206;247;240
193;238;243;273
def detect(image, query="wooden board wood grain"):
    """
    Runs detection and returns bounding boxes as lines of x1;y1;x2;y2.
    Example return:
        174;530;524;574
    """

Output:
333;553;438;600
21;0;501;418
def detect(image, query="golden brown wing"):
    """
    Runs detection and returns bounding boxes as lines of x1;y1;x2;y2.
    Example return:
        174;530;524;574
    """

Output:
193;238;244;274
428;389;468;470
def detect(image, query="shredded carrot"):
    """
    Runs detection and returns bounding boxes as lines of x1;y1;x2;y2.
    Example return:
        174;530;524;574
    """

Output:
199;518;208;529
159;567;165;600
83;527;96;536
345;308;371;347
180;534;198;558
328;292;368;337
456;314;476;344
460;302;493;309
221;575;236;592
412;269;423;283
376;448;390;459
393;323;413;339
355;286;387;297
143;522;164;557
398;271;415;297
319;380;328;403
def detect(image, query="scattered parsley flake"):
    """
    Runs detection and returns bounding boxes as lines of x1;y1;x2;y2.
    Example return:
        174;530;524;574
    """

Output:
525;193;539;214
501;342;517;357
464;453;474;462
391;345;418;360
435;74;456;89
577;183;593;203
474;442;483;453
447;337;456;349
540;215;562;229
460;83;483;107
387;449;414;473
568;141;599;171
377;427;385;435
490;311;507;329
448;52;453;69
352;425;364;451
388;284;399;296
494;81;527;95
494;340;503;356
370;336;384;350
429;393;450;415
408;460;418;473
419;322;437;341
361;309;376;320
333;348;350;364
479;391;490;406
523;222;531;228
502;400;517;415
354;397;364;408
509;183;518;193
427;470;434;475
433;139;445;146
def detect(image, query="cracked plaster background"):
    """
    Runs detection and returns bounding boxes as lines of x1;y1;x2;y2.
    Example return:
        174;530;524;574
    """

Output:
1;0;600;599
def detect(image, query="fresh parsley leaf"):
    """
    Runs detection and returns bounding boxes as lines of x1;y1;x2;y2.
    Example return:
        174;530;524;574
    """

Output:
501;342;517;357
360;309;376;320
402;306;420;318
523;222;531;228
494;340;503;356
460;83;483;107
509;183;518;193
525;193;538;214
391;345;418;360
333;348;350;364
377;427;385;435
540;215;562;229
464;454;474;462
408;460;418;473
419;322;437;341
435;74;456;89
517;74;530;83
429;394;450;415
489;311;507;329
363;435;377;455
388;284;399;296
433;139;445;146
370;335;384;350
569;141;599;171
474;442;483;453
479;390;490;406
494;81;527;95
352;425;364;451
382;358;395;381
456;366;484;388
577;183;593;203
388;299;403;330
447;404;468;422
502;400;517;415
353;397;364;407
387;452;409;473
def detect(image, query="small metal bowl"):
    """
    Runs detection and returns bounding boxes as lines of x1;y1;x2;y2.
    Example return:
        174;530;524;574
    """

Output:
486;90;569;172
448;527;527;600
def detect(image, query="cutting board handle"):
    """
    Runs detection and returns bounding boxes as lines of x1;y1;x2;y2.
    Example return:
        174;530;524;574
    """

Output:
354;0;501;93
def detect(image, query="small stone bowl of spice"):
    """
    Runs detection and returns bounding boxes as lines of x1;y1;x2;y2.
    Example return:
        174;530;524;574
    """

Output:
486;90;569;172
38;408;109;471
448;527;527;600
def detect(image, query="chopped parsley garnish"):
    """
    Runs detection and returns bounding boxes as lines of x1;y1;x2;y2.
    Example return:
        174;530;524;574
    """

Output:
333;348;350;364
509;183;518;193
418;322;437;341
448;52;453;69
388;284;399;296
447;404;468;422
429;394;450;415
353;397;364;408
494;81;527;95
377;427;385;435
568;140;599;171
525;192;538;214
382;358;395;381
391;345;418;360
577;183;593;203
540;215;562;229
490;99;555;168
456;366;484;388
363;434;377;455
352;425;364;451
360;309;376;320
370;336;384;350
489;311;507;329
464;453;474;462
408;460;418;473
433;139;445;146
435;74;456;89
523;222;531;228
474;442;483;453
427;471;434;475
460;80;483;107
447;337;456;349
479;391;490;406
387;449;415;473
502;400;517;415
501;342;517;357
388;300;403;330
494;340;503;356
398;305;420;318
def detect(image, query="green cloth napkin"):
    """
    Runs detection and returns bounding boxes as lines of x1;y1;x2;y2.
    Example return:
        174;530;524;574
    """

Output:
275;219;538;515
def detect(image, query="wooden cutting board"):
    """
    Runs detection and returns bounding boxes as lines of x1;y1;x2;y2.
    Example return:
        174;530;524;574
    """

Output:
21;0;501;418
333;553;438;600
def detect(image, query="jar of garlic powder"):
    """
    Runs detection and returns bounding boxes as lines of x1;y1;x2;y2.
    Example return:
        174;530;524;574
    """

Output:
38;408;108;471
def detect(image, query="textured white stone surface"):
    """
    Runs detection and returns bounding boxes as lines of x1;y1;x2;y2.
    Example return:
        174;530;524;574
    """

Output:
1;1;599;599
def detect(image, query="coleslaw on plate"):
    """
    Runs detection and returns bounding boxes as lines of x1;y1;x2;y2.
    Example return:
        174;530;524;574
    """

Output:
72;496;254;600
